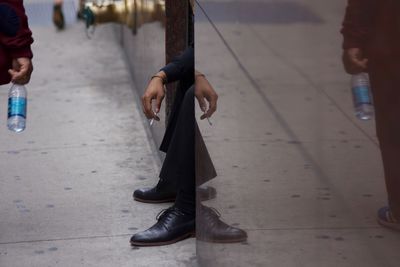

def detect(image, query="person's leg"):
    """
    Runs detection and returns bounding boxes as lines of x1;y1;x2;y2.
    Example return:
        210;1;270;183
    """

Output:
164;86;196;215
370;61;400;221
130;86;196;246
132;87;185;202
77;0;85;19
166;89;248;243
159;86;247;243
53;0;65;30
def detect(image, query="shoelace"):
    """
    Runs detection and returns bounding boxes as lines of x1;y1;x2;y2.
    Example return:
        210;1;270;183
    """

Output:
201;206;221;219
199;206;224;230
155;207;184;230
156;207;173;221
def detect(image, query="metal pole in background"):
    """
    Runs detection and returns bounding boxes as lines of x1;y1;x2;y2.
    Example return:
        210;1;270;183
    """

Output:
165;0;189;121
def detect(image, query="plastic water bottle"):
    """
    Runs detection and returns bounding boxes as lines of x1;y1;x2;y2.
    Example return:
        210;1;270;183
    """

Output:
351;73;374;120
7;83;27;132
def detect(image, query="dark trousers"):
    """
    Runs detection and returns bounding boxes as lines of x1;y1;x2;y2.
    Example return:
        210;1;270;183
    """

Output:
159;86;196;211
369;60;400;218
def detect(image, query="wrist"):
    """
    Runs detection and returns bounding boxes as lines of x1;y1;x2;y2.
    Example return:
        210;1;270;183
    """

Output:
150;75;165;85
151;71;167;85
195;72;206;81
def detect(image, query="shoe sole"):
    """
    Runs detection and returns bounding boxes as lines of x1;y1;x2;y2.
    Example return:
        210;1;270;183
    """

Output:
130;232;195;247
377;218;400;231
197;236;248;244
133;196;176;203
133;186;217;204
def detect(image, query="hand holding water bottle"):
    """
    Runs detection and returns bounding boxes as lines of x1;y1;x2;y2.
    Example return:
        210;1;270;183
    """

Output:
8;58;33;85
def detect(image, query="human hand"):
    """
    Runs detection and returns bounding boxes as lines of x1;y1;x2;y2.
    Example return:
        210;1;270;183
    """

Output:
195;73;218;120
142;71;166;121
342;48;368;74
8;58;33;85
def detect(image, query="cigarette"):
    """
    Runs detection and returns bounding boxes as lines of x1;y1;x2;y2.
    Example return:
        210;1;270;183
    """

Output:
149;112;158;127
204;112;212;126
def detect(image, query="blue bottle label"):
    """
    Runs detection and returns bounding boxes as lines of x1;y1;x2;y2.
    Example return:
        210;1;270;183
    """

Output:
8;97;27;118
352;86;372;106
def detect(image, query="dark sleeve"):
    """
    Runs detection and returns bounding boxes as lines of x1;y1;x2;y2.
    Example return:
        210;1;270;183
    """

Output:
161;46;194;83
341;0;375;50
0;0;33;59
0;3;20;37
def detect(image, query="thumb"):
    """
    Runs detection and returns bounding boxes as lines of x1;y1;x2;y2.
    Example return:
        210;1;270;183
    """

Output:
8;69;18;80
8;69;17;75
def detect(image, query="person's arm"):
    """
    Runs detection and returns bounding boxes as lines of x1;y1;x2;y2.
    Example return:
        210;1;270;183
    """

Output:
142;46;194;120
160;46;194;84
195;71;218;120
0;0;33;84
341;0;373;50
341;0;375;74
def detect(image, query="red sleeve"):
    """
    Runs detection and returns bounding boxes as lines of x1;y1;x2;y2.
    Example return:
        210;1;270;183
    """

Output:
341;0;375;50
0;0;33;59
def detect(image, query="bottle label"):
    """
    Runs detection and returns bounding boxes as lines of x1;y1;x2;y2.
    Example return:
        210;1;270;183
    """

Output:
352;86;372;106
8;97;27;118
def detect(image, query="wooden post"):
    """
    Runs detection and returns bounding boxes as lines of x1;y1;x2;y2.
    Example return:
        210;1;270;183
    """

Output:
165;0;189;122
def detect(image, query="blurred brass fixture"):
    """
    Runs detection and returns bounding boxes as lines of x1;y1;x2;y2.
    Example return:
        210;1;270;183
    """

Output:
132;0;166;34
83;0;165;36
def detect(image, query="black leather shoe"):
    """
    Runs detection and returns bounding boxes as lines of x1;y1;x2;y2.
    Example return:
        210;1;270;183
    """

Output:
133;179;176;203
133;181;216;203
130;207;195;246
197;205;247;243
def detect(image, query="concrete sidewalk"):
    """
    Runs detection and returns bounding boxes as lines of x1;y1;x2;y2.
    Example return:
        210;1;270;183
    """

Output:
196;0;400;266
0;19;195;267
